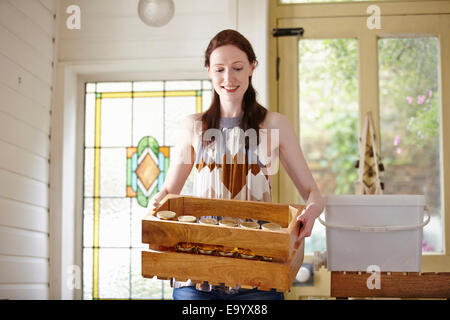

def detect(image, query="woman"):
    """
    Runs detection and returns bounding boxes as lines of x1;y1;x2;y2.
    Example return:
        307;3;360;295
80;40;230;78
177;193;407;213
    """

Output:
151;29;324;300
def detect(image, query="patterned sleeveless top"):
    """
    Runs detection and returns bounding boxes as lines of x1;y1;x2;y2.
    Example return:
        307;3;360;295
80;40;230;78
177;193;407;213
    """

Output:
192;114;272;202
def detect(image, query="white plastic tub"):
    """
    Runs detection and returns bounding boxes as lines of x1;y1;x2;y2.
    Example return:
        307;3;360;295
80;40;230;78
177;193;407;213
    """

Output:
319;195;430;272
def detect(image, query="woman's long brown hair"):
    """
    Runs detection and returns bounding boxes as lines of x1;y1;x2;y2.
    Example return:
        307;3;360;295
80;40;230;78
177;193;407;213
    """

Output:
202;29;267;146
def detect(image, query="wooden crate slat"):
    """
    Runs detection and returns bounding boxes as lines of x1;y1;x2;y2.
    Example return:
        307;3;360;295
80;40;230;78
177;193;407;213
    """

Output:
288;240;305;284
142;250;292;291
182;196;290;227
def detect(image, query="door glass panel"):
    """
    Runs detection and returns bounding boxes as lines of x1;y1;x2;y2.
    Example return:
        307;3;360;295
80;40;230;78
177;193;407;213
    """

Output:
378;37;442;253
299;39;359;253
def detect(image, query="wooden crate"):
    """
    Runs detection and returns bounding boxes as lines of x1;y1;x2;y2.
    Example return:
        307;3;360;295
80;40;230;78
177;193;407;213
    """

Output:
141;194;305;292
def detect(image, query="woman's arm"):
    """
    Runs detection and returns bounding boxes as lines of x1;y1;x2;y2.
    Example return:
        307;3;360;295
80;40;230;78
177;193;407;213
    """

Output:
271;112;325;242
150;114;197;209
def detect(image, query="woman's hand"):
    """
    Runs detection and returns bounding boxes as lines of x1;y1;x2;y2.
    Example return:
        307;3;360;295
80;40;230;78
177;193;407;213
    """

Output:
150;189;168;212
296;202;322;243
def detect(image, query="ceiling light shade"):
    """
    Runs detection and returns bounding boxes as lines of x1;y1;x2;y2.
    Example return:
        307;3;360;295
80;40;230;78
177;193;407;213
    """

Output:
138;0;175;27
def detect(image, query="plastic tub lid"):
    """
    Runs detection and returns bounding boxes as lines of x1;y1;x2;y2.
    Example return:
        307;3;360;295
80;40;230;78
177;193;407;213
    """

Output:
324;194;425;206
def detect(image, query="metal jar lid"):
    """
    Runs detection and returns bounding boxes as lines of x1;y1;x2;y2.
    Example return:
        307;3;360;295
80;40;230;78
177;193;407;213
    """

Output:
177;215;197;223
238;248;257;259
199;217;218;225
240;221;260;229
156;210;176;220
261;222;282;231
219;218;238;227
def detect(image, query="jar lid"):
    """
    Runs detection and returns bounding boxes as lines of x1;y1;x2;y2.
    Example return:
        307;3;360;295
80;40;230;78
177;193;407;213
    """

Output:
199;244;217;251
156;210;176;220
261;222;282;231
177;215;197;223
240;221;260;229
199;218;218;225
219;218;238;227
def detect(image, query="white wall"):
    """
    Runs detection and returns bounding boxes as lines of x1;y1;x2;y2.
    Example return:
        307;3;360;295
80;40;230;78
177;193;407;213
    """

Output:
0;0;57;299
51;0;268;299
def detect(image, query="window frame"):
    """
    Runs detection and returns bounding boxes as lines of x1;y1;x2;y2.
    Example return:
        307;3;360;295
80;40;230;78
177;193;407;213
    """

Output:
269;0;450;276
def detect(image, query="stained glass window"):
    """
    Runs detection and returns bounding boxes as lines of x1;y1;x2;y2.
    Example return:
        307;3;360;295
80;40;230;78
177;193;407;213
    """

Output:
83;80;212;299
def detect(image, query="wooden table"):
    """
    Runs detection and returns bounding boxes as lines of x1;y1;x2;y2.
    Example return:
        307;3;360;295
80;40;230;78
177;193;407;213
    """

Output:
331;271;450;299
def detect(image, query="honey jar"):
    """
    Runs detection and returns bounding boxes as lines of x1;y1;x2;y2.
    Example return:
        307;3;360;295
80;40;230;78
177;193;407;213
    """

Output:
176;242;196;253
197;244;217;255
237;248;257;260
217;245;237;257
156;210;177;220
261;256;273;262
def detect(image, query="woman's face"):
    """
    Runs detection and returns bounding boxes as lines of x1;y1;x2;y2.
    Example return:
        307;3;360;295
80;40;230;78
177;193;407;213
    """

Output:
207;44;255;106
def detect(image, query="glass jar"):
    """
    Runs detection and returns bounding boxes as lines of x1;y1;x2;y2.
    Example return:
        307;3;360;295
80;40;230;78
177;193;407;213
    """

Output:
176;242;196;253
237;248;257;260
217;245;237;258
197;244;217;255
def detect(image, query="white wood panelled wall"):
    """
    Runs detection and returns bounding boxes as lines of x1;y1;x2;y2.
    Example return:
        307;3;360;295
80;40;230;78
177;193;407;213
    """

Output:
0;0;57;299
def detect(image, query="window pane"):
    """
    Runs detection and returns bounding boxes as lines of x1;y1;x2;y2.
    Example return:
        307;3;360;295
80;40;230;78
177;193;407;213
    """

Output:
202;90;213;112
165;80;201;91
84;148;94;197
98;248;130;299
86;83;96;93
99;198;130;247
378;37;442;253
97;82;132;92
299;39;359;253
131;199;150;248
133;81;164;91
83;248;93;300
100;98;132;147
84;93;95;147
133;97;164;146
83;198;93;247
100;148;127;197
164;96;197;146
